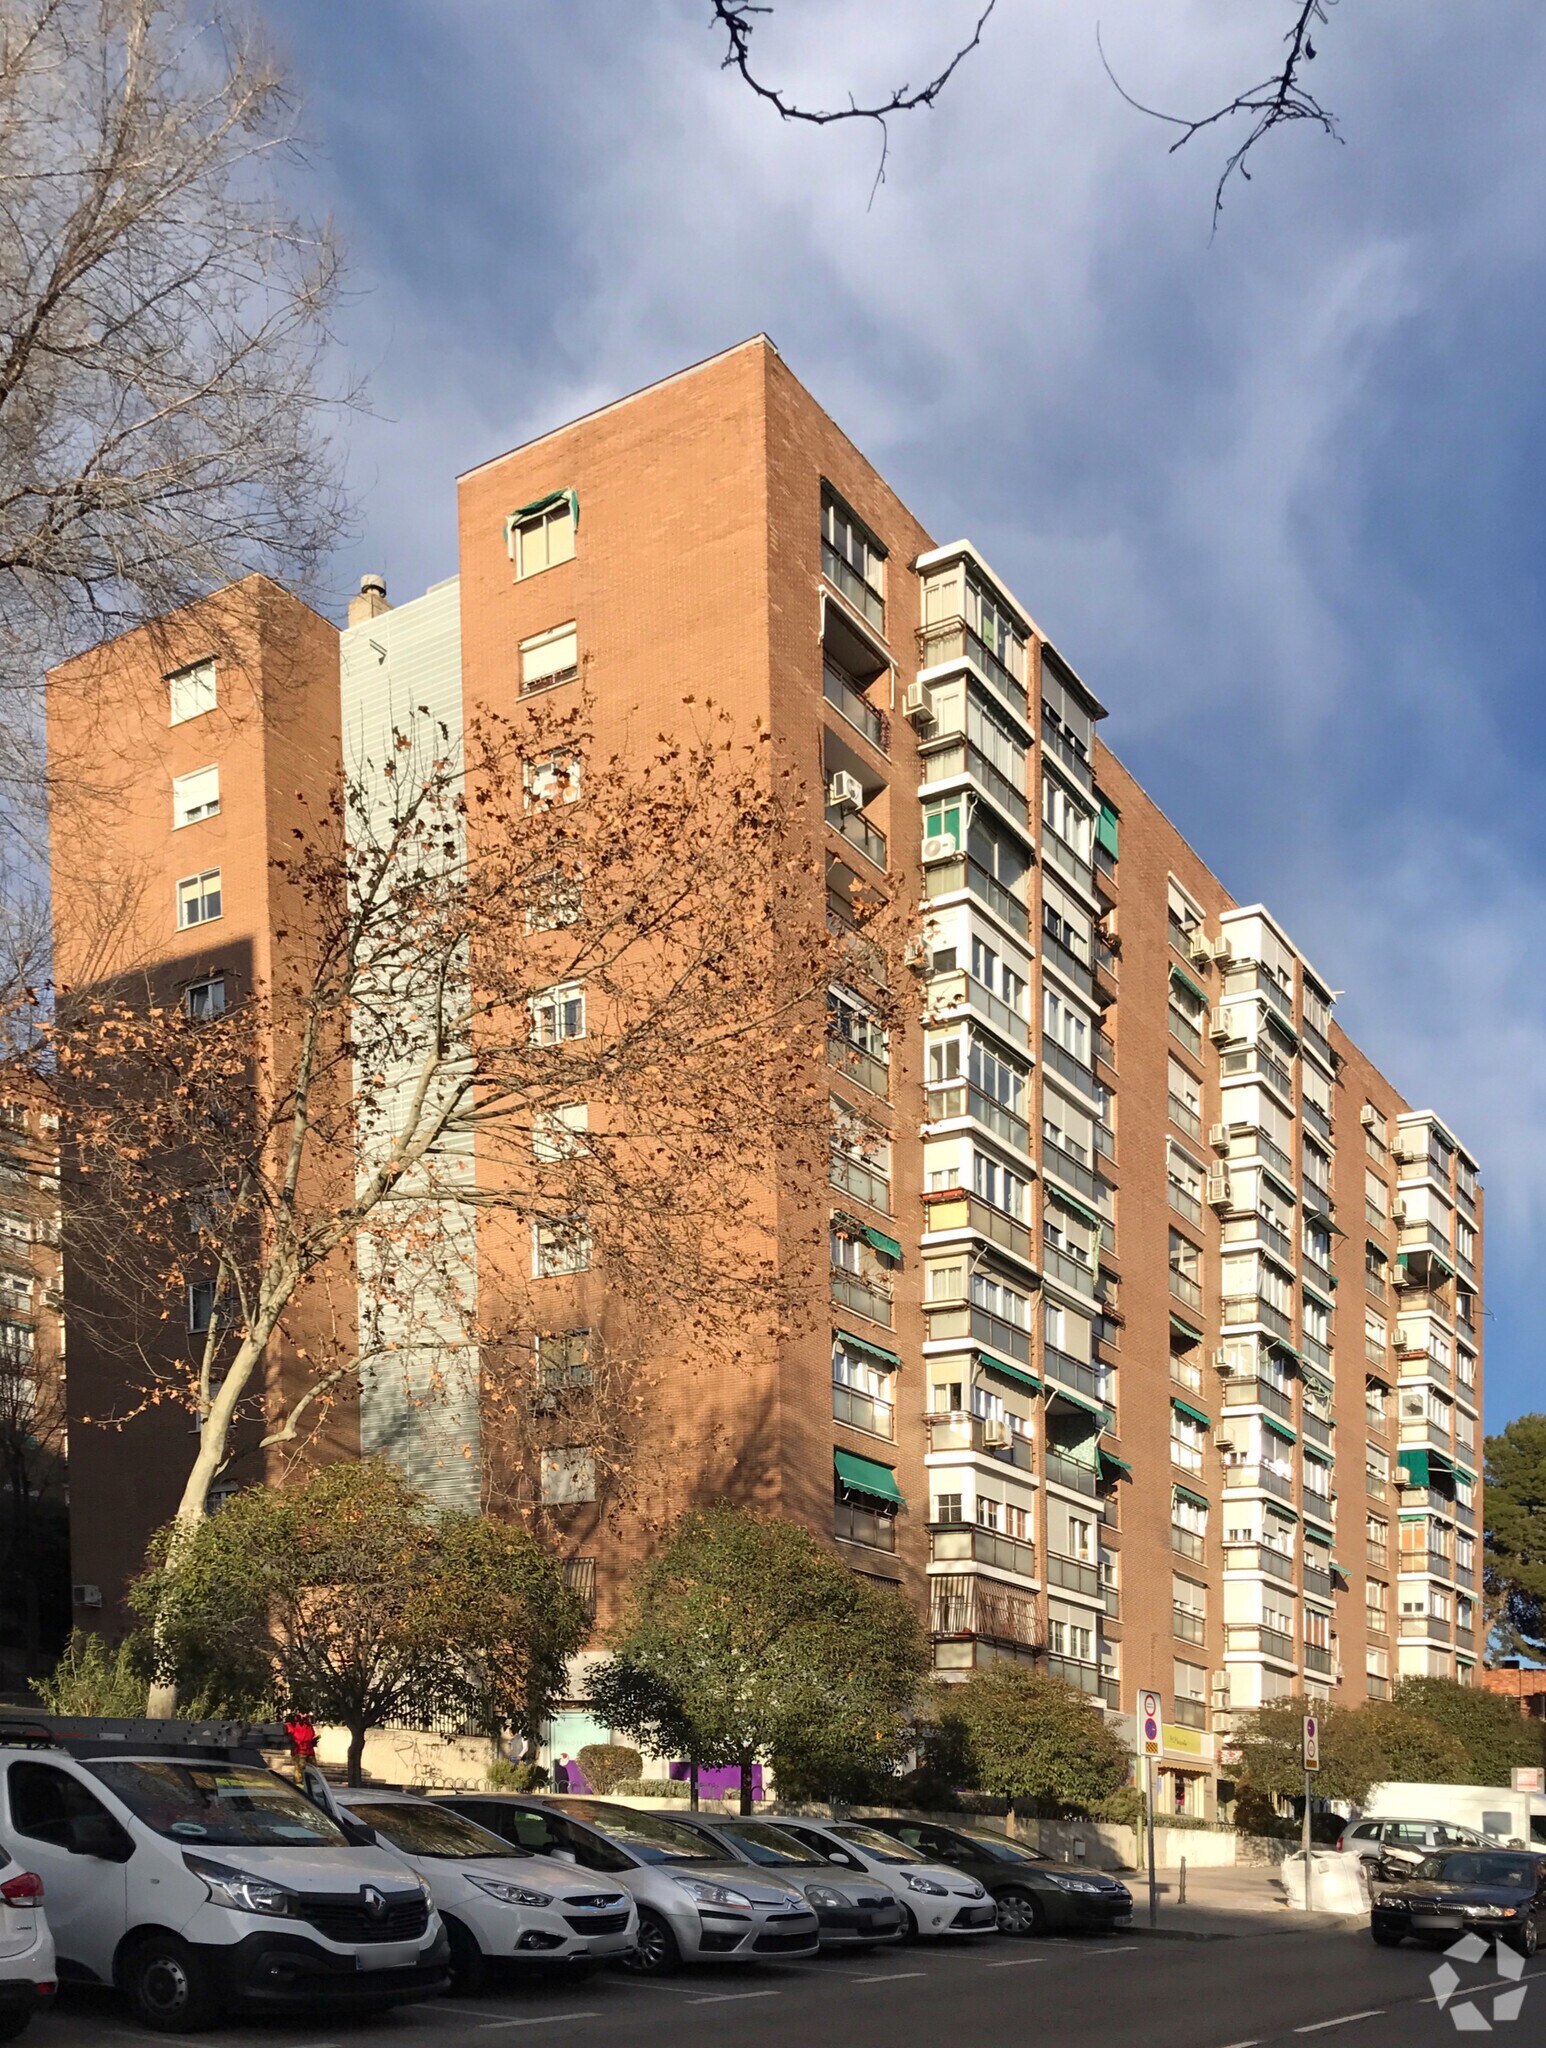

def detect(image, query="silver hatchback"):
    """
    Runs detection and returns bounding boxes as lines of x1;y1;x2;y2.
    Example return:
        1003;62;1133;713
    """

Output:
436;1796;821;1975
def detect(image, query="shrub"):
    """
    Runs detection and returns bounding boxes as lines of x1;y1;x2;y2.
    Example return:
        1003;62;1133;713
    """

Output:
579;1743;643;1795
486;1759;549;1793
610;1777;689;1800
32;1630;146;1715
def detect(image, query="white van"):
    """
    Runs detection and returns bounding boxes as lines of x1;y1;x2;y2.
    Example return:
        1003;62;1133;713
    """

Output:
0;1839;54;2040
1364;1781;1546;1852
0;1717;449;2034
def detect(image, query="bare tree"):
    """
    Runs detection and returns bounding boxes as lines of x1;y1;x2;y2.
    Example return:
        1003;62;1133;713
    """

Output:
0;0;354;813
48;693;899;1712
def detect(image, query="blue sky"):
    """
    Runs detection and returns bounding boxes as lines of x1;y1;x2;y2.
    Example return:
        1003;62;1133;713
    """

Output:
265;0;1545;1430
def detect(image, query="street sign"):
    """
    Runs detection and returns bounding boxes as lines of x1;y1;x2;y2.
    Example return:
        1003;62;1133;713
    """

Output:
1303;1713;1320;1772
1512;1766;1544;1793
1137;1688;1163;1759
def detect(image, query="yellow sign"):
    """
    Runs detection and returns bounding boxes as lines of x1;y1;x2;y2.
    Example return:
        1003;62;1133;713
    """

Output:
1162;1725;1205;1758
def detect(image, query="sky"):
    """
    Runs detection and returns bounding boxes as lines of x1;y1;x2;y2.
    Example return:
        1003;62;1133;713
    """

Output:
262;0;1545;1430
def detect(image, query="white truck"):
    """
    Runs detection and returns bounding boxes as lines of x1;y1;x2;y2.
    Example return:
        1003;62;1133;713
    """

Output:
0;1714;450;2033
1364;1780;1546;1851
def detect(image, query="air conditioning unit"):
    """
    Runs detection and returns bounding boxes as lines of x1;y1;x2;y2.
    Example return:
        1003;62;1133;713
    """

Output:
1211;1348;1231;1374
1189;936;1214;969
1206;1168;1232;1209
1208;1123;1230;1153
1392;1263;1417;1289
1213;937;1235;965
921;834;959;863
72;1583;101;1608
982;1420;1012;1449
1211;1674;1232;1708
902;934;929;973
1392;1199;1408;1224
828;770;864;813
901;681;935;727
1360;1105;1379;1131
1209;1020;1234;1046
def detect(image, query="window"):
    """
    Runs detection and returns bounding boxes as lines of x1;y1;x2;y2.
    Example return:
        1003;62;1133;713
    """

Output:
1167;879;1203;949
821;487;886;628
534;1218;591;1277
922;799;964;852
533;1103;588;1162
972;936;1027;1015
7;1761;128;1852
1043;986;1088;1062
531;983;585;1044
1170;1404;1205;1473
176;869;222;929
933;1492;964;1525
184;975;226;1021
1172;1573;1206;1642
540;1445;595;1505
1168;1057;1202;1136
526;865;583;932
1365;1376;1388;1427
1042;777;1091;862
1167;971;1207;1053
1364;1102;1388;1158
520;622;579;692
510;497;576;578
1068;1515;1095;1563
969;1270;1032;1329
524;749;582;805
1365;1169;1386;1227
188;1282;215;1333
172;766;220;827
972;1150;1029;1220
537;1328;593;1390
168;660;217;726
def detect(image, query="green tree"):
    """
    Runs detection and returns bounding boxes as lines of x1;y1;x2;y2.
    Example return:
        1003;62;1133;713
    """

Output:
132;1459;586;1782
927;1668;1128;1815
1395;1677;1546;1785
1234;1697;1469;1810
586;1656;713;1806
1485;1416;1546;1656
600;1505;929;1814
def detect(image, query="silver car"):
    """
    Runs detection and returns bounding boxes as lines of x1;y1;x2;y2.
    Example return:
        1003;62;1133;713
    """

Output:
1336;1819;1499;1871
436;1796;820;1975
649;1813;907;1948
763;1818;998;1938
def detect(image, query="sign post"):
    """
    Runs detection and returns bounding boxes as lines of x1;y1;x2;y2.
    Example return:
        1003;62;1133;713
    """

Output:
1137;1688;1163;1927
1302;1713;1320;1913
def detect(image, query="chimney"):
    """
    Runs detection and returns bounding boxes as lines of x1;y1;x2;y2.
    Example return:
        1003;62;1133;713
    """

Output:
348;572;391;627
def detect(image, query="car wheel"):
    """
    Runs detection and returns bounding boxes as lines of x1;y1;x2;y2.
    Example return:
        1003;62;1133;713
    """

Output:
1370;1925;1405;1948
624;1910;681;1976
994;1888;1045;1938
898;1903;921;1942
0;2013;30;2043
1509;1917;1539;1959
445;1916;489;1996
121;1933;218;2035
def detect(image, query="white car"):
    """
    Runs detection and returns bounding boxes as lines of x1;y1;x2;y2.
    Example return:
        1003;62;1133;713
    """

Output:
0;1845;54;2041
763;1819;998;1938
325;1788;638;1993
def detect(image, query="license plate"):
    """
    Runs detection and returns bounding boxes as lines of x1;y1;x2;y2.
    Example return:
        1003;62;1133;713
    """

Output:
1114;1914;1133;1925
356;1941;421;1972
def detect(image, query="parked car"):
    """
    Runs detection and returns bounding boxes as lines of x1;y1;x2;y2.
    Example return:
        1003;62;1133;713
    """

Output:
434;1795;820;1975
0;1717;448;2034
1370;1849;1546;1955
647;1814;905;1948
1337;1819;1499;1871
317;1786;637;1993
759;1818;997;1938
861;1817;1134;1936
0;1843;54;2041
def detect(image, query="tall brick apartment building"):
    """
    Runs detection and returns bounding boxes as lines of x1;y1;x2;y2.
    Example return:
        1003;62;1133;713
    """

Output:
48;339;1485;1812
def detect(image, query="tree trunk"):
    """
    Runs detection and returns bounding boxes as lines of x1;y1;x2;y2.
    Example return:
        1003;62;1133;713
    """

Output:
738;1748;754;1817
689;1758;699;1813
347;1722;367;1787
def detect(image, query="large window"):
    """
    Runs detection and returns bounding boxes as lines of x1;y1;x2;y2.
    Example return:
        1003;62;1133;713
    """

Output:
821;487;886;628
510;497;576;578
176;869;222;928
531;983;585;1044
533;1218;591;1277
168;660;217;726
172;766;220;828
520;622;579;693
185;975;226;1021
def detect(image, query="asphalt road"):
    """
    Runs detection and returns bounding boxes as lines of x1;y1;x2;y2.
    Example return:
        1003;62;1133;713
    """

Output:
29;1923;1546;2048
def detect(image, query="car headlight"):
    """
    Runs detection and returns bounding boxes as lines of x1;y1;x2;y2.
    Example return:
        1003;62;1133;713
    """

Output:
1462;1904;1521;1918
468;1875;555;1908
184;1853;297;1919
673;1877;752;1911
902;1874;948;1896
1045;1875;1104;1894
803;1884;853;1909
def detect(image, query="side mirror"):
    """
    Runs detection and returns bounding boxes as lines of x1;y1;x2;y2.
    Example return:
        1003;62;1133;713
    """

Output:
70;1813;132;1862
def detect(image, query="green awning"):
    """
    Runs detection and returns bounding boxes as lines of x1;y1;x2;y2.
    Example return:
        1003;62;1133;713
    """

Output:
835;1328;901;1369
1173;1483;1210;1511
1049;1385;1107;1424
1300;1367;1334;1404
1046;1185;1104;1235
1170;963;1209;1007
1329;1558;1348;1577
1302;1278;1334;1311
1096;802;1120;859
1429;1445;1456;1476
834;1449;904;1507
860;1223;902;1262
1169;1312;1204;1342
1263;1414;1297;1444
1263;1169;1299;1207
1171;1398;1212;1430
1398;1449;1430;1486
507;487;580;532
1098;1448;1132;1478
1454;1463;1476;1485
978;1352;1039;1393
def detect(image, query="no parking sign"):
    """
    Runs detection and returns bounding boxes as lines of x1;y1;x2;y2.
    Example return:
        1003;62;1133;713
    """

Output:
1136;1687;1162;1758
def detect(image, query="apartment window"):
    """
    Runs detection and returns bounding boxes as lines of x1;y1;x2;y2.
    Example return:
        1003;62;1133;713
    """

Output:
1365;1376;1388;1427
520;623;579;697
971;1036;1027;1114
176;869;222;928
831;989;889;1095
1167;1144;1204;1223
523;748;582;805
510;496;576;579
1456;1532;1475;1573
533;1218;591;1277
184;975;226;1021
1168;1227;1200;1298
1043;986;1088;1062
972;936;1027;1015
1168;1057;1202;1138
923;799;964;853
531;983;585;1044
977;1496;1000;1532
1364;1169;1387;1228
540;1445;596;1505
1167;879;1203;950
1068;1515;1095;1563
973;1150;1029;1220
924;1260;964;1302
172;766;220;828
1366;1442;1389;1491
1365;1241;1387;1287
1304;1136;1331;1194
533;1102;589;1162
1303;1449;1332;1500
969;1269;1032;1330
168;660;217;725
187;1281;215;1333
1455;1217;1476;1266
537;1328;593;1390
821;487;886;628
1365;1577;1387;1622
1303;1293;1330;1348
1167;970;1207;1054
932;1492;964;1527
1042;777;1092;862
526;865;583;932
1169;1402;1205;1474
1364;1102;1388;1158
1172;1573;1206;1642
830;1103;892;1213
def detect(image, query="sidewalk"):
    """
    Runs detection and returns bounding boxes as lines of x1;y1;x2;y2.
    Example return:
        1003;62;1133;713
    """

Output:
1120;1863;1356;1939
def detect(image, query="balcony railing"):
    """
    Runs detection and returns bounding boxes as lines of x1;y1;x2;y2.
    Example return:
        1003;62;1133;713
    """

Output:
1094;1026;1117;1073
930;1572;1040;1647
1399;1614;1450;1642
1172;1524;1205;1561
830;1266;893;1328
1042;1037;1099;1103
826;901;887;984
1456;1624;1476;1652
1168;1267;1203;1312
1046;1552;1102;1599
833;1499;896;1551
1366;1335;1389;1370
1172;1607;1206;1645
1168;1093;1202;1142
824;540;885;630
924;1082;1032;1154
829;1151;891;1214
1302;1334;1332;1374
924;853;1029;937
1222;1295;1294;1343
827;803;887;870
1225;1543;1296;1583
927;966;1030;1050
925;1412;1033;1472
1303;1097;1333;1142
1303;1562;1332;1598
1302;1411;1333;1450
1045;1653;1103;1695
1221;1045;1293;1102
832;1383;895;1440
1044;1242;1098;1297
925;737;1028;827
1045;1450;1099;1497
823;662;889;751
1042;930;1096;998
1365;1471;1388;1500
1171;1697;1208;1731
1303;1644;1333;1675
1168;1181;1203;1227
1224;1375;1293;1421
827;1033;888;1100
1366;1674;1391;1700
1041;713;1092;786
1042;829;1096;897
1046;1139;1102;1205
1237;1127;1294;1181
1225;1624;1295;1664
917;616;1027;715
922;1190;1033;1265
929;1523;1037;1578
1302;1019;1334;1068
1094;1120;1116;1163
1223;1461;1295;1503
1365;1271;1388;1303
1044;1345;1108;1408
1170;1437;1204;1474
1366;1540;1389;1569
1168;1008;1203;1058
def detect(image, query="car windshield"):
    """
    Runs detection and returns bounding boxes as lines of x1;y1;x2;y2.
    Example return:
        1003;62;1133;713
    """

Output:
952;1828;1041;1864
713;1822;823;1867
558;1803;722;1864
1416;1852;1538;1888
88;1762;346;1848
827;1823;920;1865
349;1802;513;1860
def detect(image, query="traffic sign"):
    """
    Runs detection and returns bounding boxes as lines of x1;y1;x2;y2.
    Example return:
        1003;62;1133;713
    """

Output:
1136;1687;1163;1759
1303;1713;1320;1772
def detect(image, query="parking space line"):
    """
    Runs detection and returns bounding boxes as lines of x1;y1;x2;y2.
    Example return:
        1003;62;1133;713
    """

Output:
984;1957;1048;1968
1293;2013;1384;2035
1085;1943;1140;1955
476;2012;600;2030
687;1989;784;2005
852;1970;928;1983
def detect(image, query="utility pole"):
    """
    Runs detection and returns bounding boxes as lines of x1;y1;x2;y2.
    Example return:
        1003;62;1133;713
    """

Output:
1137;1687;1163;1928
1302;1712;1320;1913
